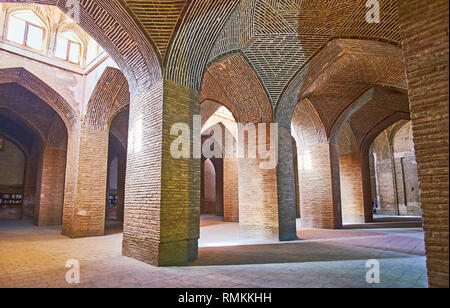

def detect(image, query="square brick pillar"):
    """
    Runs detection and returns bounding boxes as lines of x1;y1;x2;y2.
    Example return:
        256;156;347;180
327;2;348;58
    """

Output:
398;0;449;288
34;146;67;226
116;153;126;222
22;143;41;221
214;158;224;217
276;125;298;240
298;143;342;229
339;151;365;224
122;80;199;266
238;123;297;241
223;157;239;222
62;126;109;238
361;151;375;223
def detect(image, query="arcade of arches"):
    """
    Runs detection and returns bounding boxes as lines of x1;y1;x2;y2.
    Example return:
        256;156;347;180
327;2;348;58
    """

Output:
0;1;447;288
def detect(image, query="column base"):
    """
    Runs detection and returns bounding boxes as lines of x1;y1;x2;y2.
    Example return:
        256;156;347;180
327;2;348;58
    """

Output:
62;228;105;239
239;225;297;242
122;237;198;266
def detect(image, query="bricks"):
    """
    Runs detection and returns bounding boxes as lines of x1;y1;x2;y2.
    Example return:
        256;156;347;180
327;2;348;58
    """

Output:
398;0;449;288
339;124;365;224
0;0;446;288
62;126;109;238
34;147;66;226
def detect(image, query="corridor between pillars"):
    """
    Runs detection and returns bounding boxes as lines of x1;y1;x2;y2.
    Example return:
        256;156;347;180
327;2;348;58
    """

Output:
238;123;297;242
61;126;109;238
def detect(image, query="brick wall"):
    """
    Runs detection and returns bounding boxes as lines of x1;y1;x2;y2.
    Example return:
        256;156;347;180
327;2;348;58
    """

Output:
398;0;449;288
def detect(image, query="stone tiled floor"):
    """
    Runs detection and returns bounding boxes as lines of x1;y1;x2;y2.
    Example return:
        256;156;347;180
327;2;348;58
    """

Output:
0;218;428;288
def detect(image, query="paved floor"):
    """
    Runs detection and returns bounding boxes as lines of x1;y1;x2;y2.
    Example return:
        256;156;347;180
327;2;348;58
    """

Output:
0;217;428;288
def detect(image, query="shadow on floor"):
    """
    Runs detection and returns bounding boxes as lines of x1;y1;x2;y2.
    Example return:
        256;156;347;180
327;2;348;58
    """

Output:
179;240;416;267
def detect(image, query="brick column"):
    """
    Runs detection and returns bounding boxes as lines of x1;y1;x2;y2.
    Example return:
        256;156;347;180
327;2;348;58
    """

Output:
22;143;41;221
122;80;200;266
34;146;67;226
339;151;365;224
276;125;298;240
61;126;109;238
398;0;449;288
361;151;375;223
116;153;126;222
223;157;239;222
298;143;342;229
238;124;297;241
212;158;224;217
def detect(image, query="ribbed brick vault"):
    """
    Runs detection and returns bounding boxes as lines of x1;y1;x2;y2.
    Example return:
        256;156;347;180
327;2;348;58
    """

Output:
201;52;272;123
276;39;406;129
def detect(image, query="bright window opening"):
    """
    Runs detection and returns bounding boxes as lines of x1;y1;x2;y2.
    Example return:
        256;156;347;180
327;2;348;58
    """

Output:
6;10;46;52
299;150;313;171
55;32;82;65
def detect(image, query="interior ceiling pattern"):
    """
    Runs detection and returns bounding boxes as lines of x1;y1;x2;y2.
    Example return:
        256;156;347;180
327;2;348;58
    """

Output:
347;86;410;146
202;52;273;123
275;39;406;129
208;0;401;104
124;0;187;57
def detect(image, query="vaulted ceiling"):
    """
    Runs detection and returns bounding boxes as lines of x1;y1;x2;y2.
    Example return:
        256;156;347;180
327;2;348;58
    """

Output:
124;0;402;103
123;0;188;57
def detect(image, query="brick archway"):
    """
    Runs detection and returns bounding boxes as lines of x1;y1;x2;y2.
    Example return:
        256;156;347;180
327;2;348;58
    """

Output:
202;51;273;124
85;67;130;130
359;112;412;222
0;88;69;226
0;67;78;130
275;38;407;129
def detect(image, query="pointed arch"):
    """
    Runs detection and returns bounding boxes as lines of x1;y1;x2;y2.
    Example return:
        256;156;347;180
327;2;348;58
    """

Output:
164;0;240;89
201;51;273;123
84;67;129;130
275;39;407;128
291;98;327;147
0;67;78;129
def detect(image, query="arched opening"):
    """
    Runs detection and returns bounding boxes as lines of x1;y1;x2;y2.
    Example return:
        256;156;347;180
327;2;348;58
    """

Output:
0;81;68;226
369;121;422;219
199;103;240;246
54;32;83;65
290;98;335;229
105;108;129;234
